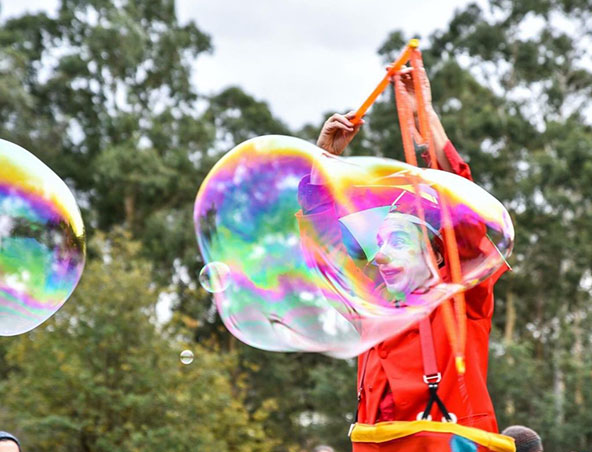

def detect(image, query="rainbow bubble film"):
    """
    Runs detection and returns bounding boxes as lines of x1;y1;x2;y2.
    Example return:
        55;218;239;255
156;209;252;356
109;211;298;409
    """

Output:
194;135;513;358
0;139;85;335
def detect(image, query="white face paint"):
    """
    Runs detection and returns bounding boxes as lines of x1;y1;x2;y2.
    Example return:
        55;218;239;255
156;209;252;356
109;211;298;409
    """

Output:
373;213;431;297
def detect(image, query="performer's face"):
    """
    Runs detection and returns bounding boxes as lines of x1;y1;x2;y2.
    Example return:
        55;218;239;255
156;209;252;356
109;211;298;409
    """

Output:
374;213;431;296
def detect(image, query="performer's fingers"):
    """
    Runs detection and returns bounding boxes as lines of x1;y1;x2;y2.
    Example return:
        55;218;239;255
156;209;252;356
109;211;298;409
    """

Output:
344;110;365;126
333;122;354;133
329;114;354;131
324;119;354;134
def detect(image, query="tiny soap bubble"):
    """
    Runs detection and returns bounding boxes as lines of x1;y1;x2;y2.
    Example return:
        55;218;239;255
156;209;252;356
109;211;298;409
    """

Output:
199;262;230;293
180;349;194;365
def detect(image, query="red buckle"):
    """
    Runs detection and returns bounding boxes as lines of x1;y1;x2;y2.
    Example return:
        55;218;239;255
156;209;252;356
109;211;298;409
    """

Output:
423;373;441;384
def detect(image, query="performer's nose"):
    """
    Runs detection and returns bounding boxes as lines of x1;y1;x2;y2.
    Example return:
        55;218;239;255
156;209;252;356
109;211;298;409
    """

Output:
374;250;390;265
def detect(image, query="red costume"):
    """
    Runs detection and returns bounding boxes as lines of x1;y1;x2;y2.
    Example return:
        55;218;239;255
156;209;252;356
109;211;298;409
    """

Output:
355;142;507;435
297;142;508;447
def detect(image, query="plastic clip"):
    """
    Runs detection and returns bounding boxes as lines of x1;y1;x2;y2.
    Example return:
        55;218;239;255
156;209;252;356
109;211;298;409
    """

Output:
422;373;441;386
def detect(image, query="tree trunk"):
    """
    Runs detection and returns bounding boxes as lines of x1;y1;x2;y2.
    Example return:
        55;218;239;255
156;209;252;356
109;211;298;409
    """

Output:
124;191;135;229
504;291;515;345
573;312;583;407
553;349;564;424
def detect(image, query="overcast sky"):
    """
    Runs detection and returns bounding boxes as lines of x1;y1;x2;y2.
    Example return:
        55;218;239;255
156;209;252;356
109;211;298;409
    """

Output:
2;0;480;129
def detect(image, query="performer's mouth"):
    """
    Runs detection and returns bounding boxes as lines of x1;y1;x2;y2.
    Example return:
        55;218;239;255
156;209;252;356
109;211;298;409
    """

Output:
379;267;403;281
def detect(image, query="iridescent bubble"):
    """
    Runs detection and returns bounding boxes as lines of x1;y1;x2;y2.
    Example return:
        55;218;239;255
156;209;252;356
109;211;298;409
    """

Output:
193;135;513;358
180;349;194;365
199;262;231;293
0;139;86;335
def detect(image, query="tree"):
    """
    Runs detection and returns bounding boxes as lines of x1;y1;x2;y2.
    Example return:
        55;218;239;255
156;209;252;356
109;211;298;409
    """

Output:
0;2;308;449
0;231;275;452
0;0;211;255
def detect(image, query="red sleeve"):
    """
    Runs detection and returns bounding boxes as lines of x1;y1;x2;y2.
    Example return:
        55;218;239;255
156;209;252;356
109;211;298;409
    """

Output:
444;141;473;181
465;263;508;320
435;142;508;319
422;141;473;181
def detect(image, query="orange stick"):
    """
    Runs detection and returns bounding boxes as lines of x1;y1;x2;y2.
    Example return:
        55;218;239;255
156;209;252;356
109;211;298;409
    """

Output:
398;71;462;373
351;40;417;125
350;37;469;374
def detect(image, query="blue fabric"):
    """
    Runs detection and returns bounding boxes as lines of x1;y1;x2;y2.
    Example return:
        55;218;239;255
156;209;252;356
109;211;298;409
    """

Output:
450;434;477;452
297;175;332;214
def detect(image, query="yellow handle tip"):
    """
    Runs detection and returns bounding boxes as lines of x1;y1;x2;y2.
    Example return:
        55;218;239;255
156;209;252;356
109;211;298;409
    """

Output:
409;38;420;48
455;356;466;375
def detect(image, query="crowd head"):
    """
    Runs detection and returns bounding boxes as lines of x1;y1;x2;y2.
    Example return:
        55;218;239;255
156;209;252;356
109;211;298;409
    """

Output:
501;425;543;452
0;432;20;452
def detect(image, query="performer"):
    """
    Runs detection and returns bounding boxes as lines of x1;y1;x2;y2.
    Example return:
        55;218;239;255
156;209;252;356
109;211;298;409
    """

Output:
297;68;509;448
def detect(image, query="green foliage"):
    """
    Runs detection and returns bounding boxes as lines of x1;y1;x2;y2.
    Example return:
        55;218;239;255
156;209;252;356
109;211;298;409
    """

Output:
0;232;274;452
236;347;356;452
205;87;291;151
0;0;213;243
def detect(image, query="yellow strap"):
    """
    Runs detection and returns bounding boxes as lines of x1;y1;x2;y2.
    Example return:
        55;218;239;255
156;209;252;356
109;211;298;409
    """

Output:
351;420;515;452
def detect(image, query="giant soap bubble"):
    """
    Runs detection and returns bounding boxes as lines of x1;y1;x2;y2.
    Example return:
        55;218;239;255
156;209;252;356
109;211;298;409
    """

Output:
194;135;513;358
0;139;85;335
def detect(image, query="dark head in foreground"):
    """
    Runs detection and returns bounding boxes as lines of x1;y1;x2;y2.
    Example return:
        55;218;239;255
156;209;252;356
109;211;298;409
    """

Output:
501;425;542;452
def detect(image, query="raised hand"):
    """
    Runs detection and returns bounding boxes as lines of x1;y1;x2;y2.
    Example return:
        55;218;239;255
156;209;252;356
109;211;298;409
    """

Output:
316;111;364;155
392;65;433;115
389;65;452;172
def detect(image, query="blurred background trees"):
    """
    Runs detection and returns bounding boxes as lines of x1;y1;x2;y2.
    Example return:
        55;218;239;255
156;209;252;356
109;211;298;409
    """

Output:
1;0;592;450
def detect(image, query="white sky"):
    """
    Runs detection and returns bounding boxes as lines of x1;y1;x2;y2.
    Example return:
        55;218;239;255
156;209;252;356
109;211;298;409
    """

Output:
1;0;479;129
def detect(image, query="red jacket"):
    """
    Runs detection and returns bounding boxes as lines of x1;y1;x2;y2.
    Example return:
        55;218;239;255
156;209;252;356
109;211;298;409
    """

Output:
356;142;507;432
297;142;508;434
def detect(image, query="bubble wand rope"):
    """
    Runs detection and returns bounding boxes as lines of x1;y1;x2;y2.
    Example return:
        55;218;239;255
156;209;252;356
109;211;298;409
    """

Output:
407;44;474;422
408;46;467;376
392;52;473;422
351;39;468;376
392;71;441;280
393;67;465;375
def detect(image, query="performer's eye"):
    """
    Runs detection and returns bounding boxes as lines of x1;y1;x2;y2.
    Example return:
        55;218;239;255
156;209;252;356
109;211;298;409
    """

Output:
388;231;412;246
